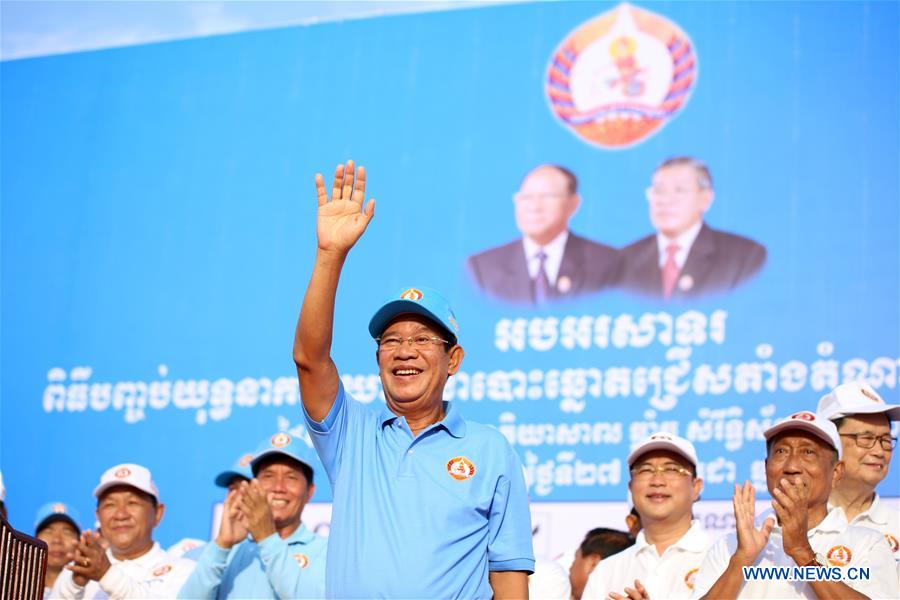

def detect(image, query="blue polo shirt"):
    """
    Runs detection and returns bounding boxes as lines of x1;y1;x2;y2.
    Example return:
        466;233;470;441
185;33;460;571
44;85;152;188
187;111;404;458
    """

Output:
304;381;534;599
176;524;326;599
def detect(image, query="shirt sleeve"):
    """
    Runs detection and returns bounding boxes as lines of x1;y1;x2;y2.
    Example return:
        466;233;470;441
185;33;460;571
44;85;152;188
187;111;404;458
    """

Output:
47;568;86;599
99;556;197;599
487;444;535;574
690;536;731;599
175;542;231;599
303;379;350;487
257;533;327;600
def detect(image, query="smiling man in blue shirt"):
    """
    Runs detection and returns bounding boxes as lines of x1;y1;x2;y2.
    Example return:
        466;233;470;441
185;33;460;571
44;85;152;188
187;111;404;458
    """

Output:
293;160;535;599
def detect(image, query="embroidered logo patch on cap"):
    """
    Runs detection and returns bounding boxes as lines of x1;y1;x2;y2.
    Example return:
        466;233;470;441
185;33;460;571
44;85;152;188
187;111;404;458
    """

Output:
446;456;476;481
826;545;852;566
684;568;698;590
861;387;882;403
52;503;67;514
114;467;132;478
238;454;253;467
293;553;309;568
400;288;423;301
271;433;291;448
789;411;816;422
650;433;673;441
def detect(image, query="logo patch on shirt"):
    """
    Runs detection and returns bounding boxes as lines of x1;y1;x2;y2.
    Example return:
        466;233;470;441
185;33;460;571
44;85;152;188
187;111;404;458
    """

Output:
446;456;476;481
152;564;173;577
826;545;852;566
271;432;291;448
684;568;698;590
885;534;899;553
293;553;309;568
114;467;132;478
789;411;816;422
400;288;423;301
238;453;253;467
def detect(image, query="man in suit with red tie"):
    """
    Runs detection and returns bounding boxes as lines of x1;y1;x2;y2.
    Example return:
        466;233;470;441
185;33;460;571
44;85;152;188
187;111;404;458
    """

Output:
619;157;766;300
466;164;620;306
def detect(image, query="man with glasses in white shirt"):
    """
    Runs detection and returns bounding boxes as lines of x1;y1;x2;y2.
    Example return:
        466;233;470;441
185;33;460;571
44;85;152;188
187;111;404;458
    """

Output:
818;382;900;563
619;156;766;300
467;164;620;305
582;433;711;599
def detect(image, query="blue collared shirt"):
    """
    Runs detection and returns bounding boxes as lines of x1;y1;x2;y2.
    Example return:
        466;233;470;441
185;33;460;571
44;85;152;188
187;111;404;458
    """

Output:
304;381;534;599
176;524;326;599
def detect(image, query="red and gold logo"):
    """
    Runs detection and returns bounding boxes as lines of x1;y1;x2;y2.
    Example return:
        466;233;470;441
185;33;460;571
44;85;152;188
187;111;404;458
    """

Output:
789;411;816;422
293;553;309;569
114;467;132;478
650;433;673;441
826;545;852;566
546;3;697;148
152;565;173;577
271;433;291;448
885;534;899;553
238;453;253;467
400;288;423;301
860;387;882;403
684;568;698;590
446;456;476;481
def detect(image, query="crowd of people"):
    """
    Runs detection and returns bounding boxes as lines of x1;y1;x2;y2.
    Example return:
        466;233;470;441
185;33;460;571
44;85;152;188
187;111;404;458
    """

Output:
5;161;898;599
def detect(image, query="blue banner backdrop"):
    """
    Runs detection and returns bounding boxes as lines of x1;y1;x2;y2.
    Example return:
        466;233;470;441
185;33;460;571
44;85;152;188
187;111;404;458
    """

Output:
2;1;898;547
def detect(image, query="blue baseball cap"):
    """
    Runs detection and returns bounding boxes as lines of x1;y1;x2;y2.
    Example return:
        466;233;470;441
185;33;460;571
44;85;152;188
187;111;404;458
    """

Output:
367;287;461;343
250;432;317;482
213;452;255;488
34;501;81;535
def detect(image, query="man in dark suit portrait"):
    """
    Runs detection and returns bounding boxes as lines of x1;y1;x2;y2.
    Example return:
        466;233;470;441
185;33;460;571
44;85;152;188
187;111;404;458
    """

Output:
619;156;766;300
466;164;620;305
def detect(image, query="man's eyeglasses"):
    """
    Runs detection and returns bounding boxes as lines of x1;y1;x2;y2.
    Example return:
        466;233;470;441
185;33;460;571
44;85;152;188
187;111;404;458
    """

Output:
376;334;449;352
839;433;898;451
629;464;692;480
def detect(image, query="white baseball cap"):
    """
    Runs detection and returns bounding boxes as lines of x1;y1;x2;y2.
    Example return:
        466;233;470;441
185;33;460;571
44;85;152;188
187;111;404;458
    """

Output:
763;411;842;460
817;382;900;422
93;463;160;502
627;432;698;468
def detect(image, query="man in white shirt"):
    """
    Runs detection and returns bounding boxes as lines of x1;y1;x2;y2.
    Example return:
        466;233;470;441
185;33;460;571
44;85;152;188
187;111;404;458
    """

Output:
818;382;900;562
467;164;620;305
692;411;898;599
49;463;194;599
582;433;711;600
619;156;766;300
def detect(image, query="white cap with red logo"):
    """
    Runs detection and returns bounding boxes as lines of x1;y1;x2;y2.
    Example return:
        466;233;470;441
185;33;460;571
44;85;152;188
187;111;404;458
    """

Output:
763;412;842;460
627;432;699;468
817;382;900;422
93;463;160;502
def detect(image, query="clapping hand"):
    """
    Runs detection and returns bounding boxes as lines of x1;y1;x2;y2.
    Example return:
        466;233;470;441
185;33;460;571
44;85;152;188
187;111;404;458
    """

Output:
67;530;111;583
215;488;250;549
732;481;774;566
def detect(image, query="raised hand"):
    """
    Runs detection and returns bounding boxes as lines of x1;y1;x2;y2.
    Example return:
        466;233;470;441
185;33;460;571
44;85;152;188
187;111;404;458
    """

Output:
732;481;774;566
771;476;813;562
215;488;250;549
314;160;375;254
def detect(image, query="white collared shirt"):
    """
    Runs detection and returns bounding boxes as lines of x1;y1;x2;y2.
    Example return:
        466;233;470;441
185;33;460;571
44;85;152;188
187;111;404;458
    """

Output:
831;494;900;562
523;230;569;285
691;508;899;599
656;220;703;270
49;542;196;599
582;520;712;600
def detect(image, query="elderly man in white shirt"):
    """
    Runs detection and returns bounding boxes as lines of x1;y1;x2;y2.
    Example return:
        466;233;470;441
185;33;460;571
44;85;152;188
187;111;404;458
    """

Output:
692;411;898;600
49;463;194;599
582;433;712;600
817;382;900;562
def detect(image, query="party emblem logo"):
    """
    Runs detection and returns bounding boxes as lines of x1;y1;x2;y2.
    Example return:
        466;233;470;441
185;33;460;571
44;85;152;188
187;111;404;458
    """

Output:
789;411;816;422
826;545;852;566
684;568;698;590
293;553;310;568
860;387;882;403
885;534;899;554
152;565;173;577
238;453;253;467
446;456;476;481
546;3;697;148
271;432;291;448
52;503;68;514
400;288;423;301
114;467;132;478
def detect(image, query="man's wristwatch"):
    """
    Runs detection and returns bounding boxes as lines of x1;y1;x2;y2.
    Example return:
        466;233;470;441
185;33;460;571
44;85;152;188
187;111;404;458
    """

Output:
800;552;828;568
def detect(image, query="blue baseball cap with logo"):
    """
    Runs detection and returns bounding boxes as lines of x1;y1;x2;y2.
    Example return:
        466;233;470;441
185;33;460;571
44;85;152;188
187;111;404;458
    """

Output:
250;432;318;483
34;501;81;536
368;286;461;343
213;452;255;488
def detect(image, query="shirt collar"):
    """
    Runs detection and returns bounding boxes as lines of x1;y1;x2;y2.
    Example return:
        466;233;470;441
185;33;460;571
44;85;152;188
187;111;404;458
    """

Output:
633;520;708;554
762;506;847;536
829;493;890;526
522;229;569;261
106;542;164;566
656;220;703;257
379;401;467;438
285;523;315;545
